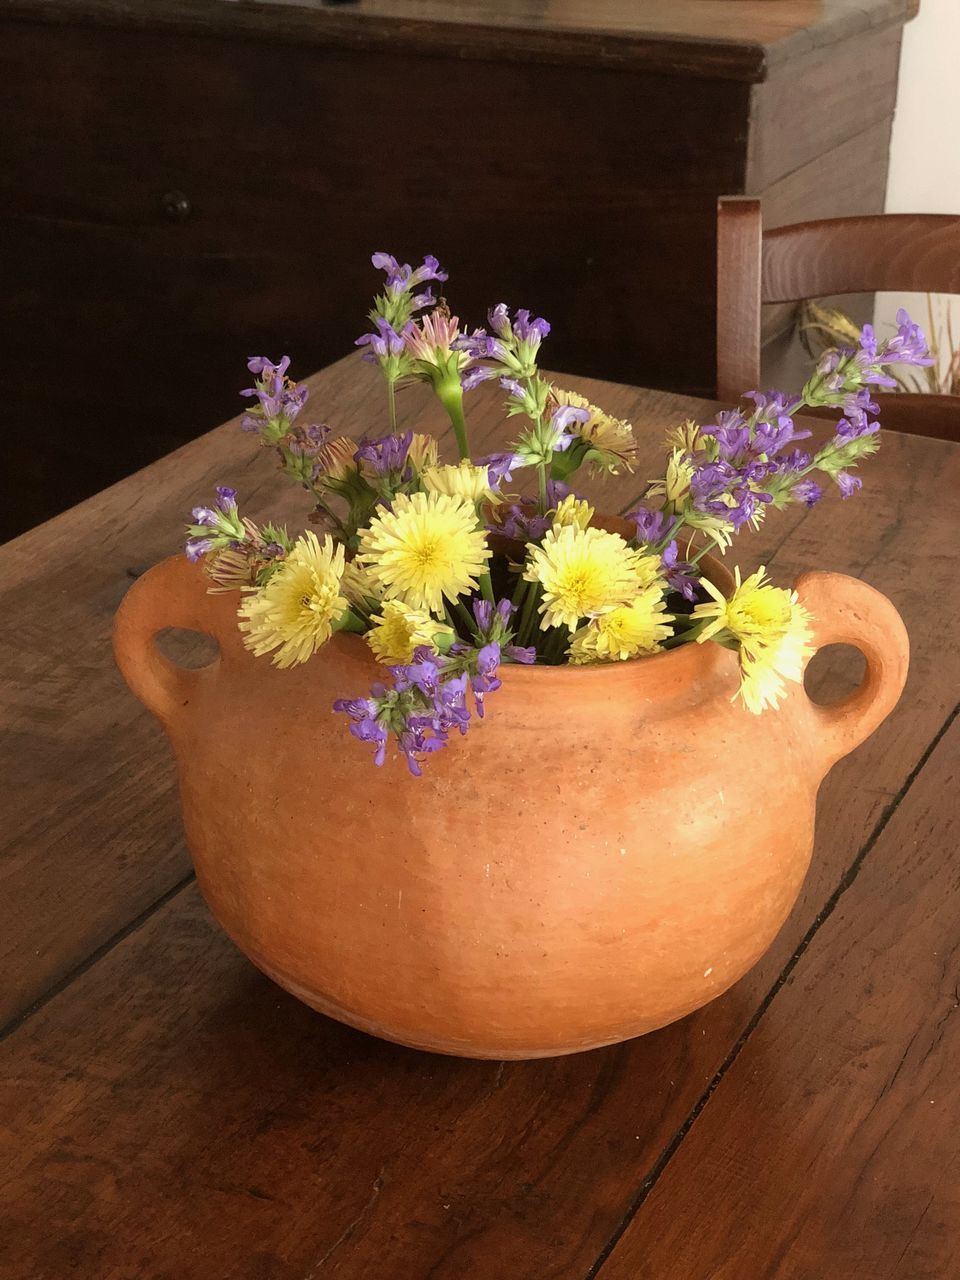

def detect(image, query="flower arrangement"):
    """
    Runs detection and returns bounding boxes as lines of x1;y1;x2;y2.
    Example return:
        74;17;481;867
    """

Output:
185;254;931;774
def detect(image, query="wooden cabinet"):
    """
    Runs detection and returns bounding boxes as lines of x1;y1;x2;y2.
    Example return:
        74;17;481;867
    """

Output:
0;0;916;539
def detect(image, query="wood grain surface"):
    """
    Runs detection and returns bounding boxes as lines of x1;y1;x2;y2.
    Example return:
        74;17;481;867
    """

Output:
1;354;957;1278
598;713;960;1280
2;0;919;80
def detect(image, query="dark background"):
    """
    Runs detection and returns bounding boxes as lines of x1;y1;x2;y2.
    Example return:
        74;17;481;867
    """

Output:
0;0;910;542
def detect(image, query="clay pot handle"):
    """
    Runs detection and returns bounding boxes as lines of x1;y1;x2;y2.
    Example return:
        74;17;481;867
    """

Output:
113;554;238;725
793;571;909;770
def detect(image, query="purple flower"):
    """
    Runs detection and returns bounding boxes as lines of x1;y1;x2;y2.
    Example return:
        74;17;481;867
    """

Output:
470;642;502;717
512;309;551;345
499;374;525;401
185;535;214;563
431;672;471;736
355;316;405;362
190;505;218;528
397;646;445;696
460;365;498;392
354;431;413;476
454;329;508;363
482;451;525;485
778;448;813;472
791;478;823;507
371;252;400;275
241;356;309;431
550;404;590;435
627;506;666;544
836;471;863;499
504;644;536;664
744;389;803;420
878;309;934;367
544;479;572;507
184;485;245;561
498;503;551;542
836;412;879;440
332;697;389;767
472;597;516;644
246;355;290;379
661;541;699;602
488;304;511;337
372;251;448;297
471;599;495;635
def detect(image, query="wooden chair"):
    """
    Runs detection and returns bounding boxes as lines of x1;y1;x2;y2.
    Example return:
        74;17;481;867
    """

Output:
716;198;960;442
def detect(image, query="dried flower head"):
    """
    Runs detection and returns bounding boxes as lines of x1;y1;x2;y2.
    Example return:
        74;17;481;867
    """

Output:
551;389;637;474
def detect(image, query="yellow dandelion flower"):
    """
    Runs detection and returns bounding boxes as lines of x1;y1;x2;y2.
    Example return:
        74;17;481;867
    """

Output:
408;433;439;474
569;587;675;664
551;493;595;530
365;600;454;665
552;388;637;474
237;532;348;668
692;565;815;713
737;623;813;714
357;490;491;616
523;524;650;631
421;460;501;506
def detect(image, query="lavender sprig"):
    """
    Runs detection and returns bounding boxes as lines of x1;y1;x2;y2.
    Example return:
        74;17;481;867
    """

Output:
334;625;532;775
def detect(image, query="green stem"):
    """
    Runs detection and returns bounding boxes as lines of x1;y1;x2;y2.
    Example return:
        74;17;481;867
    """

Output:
311;493;351;540
517;580;541;648
335;607;367;635
479;571;496;606
543;625;570;664
387;377;398;432
617;490;650;517
688;537;722;566
438;380;471;460
662;619;709;649
537;463;549;512
452;598;477;637
651;514;685;553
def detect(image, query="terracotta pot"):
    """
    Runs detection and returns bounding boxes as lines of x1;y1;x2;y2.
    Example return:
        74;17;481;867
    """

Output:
114;552;908;1059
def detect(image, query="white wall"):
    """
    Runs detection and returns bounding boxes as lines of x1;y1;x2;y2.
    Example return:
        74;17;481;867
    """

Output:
886;0;960;215
877;0;960;365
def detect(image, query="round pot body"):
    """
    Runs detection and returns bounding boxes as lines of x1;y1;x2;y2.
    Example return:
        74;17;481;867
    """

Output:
115;555;908;1058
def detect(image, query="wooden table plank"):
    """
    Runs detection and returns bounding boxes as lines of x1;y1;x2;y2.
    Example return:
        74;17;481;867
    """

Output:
597;712;960;1280
1;360;958;1276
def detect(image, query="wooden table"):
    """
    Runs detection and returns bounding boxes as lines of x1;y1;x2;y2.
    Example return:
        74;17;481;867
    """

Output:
2;356;958;1278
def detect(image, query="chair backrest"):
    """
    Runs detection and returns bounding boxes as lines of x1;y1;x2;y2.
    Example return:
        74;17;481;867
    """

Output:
715;197;960;442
